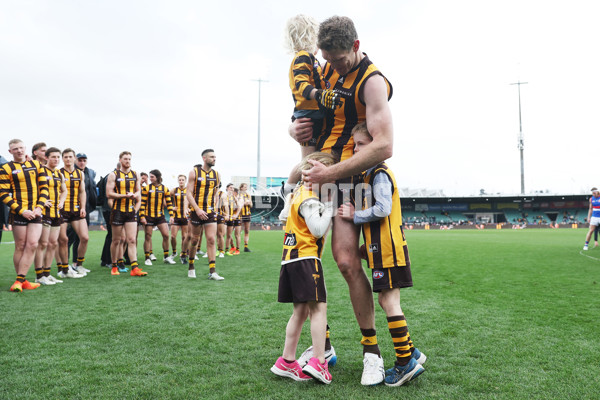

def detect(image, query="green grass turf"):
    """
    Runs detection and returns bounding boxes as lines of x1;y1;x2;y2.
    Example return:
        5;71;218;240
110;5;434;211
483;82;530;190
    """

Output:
1;228;599;399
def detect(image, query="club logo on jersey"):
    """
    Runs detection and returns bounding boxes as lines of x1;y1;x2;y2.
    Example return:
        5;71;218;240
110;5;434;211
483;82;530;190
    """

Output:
116;178;124;182
369;243;379;253
283;232;297;246
373;271;384;279
12;170;21;175
198;177;203;181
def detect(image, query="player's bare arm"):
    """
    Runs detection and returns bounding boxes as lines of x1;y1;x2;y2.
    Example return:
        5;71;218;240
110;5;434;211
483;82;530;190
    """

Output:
106;172;123;200
58;179;67;210
79;183;87;218
186;169;206;218
133;176;142;212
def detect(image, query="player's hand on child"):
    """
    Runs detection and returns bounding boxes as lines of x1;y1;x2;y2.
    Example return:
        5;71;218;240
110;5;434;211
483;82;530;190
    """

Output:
289;117;314;144
315;89;341;110
338;202;355;221
302;159;331;188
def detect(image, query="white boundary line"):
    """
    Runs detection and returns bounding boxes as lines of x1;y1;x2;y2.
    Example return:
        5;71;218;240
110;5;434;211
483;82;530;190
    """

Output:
0;241;15;244
580;250;600;261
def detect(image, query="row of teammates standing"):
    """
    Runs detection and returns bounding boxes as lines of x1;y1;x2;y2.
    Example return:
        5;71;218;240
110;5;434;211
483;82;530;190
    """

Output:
98;148;253;280
0;141;252;290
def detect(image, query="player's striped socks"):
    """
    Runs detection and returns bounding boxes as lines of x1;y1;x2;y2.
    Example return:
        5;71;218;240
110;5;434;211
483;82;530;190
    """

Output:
163;249;169;259
145;252;150;260
35;267;43;279
76;257;85;266
209;261;216;274
188;259;195;271
43;266;51;277
360;328;380;356
387;315;411;366
131;261;139;270
325;324;332;351
16;274;26;283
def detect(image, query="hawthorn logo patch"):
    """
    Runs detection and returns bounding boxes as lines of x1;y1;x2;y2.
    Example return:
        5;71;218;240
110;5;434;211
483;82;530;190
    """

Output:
373;271;384;279
312;273;320;285
283;232;297;246
369;243;379;253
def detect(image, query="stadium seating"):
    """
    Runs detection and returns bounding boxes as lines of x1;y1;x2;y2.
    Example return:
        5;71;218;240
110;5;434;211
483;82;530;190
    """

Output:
447;211;468;223
503;210;524;224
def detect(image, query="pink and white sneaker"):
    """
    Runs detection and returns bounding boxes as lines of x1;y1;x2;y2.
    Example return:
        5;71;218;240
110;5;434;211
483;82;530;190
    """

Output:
302;357;332;384
270;357;311;381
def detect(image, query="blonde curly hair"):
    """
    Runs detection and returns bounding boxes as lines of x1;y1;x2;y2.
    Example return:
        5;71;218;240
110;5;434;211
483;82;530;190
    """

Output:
284;14;320;54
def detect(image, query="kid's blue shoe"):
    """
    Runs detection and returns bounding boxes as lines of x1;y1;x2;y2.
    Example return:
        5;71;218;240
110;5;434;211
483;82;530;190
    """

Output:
411;347;427;365
384;358;424;387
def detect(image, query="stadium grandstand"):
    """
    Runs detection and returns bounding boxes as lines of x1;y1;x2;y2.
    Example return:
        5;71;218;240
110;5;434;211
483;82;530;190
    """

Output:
231;179;591;229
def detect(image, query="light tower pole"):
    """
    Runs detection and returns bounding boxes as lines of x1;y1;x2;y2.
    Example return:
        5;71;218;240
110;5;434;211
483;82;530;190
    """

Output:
510;81;527;195
252;78;268;187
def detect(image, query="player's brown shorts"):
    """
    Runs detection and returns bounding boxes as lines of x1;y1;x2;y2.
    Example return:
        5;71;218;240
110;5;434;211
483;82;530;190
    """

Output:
278;258;326;303
189;211;217;226
241;215;251;223
226;219;241;227
143;215;167;226
61;210;82;223
10;213;43;226
371;266;413;293
171;217;188;226
111;210;137;226
42;215;63;227
217;214;226;225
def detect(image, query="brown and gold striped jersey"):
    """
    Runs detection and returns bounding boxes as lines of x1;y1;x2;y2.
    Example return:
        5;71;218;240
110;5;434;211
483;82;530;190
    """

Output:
42;167;64;218
227;193;240;221
318;55;392;162
192;166;219;212
140;183;172;218
217;190;226;216
289;50;324;112
112;169;138;212
60;167;83;212
357;163;409;269
171;187;187;219
240;192;252;217
281;186;325;263
0;160;49;215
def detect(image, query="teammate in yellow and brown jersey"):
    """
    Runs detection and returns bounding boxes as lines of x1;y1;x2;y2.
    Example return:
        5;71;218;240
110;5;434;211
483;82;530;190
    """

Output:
239;183;253;252
139;169;176;265
106;151;147;277
170;174;189;261
338;123;425;386
35;147;68;284
0;139;49;291
288;18;401;384
184;149;223;280
57;148;90;278
272;152;336;380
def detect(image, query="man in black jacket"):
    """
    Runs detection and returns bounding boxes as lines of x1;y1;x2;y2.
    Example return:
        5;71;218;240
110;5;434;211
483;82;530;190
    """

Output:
68;153;97;265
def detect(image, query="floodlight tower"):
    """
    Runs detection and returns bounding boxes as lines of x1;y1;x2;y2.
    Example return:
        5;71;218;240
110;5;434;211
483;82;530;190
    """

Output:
252;78;268;187
510;81;527;195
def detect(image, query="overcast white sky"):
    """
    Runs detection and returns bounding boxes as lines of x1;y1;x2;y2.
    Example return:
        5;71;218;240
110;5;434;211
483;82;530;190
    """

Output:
1;0;599;196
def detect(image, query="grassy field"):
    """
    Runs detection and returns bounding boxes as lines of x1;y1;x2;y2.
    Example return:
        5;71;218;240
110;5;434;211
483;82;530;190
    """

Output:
1;228;599;399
